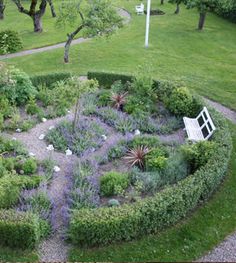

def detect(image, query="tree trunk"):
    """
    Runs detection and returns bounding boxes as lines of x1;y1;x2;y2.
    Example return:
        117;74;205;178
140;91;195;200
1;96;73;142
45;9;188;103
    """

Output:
64;25;84;63
175;3;180;14
47;0;56;17
161;0;164;4
0;0;5;20
33;14;43;32
64;34;73;63
198;12;206;30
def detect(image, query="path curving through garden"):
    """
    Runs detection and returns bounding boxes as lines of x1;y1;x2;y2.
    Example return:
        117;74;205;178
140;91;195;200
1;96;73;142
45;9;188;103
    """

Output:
0;8;131;60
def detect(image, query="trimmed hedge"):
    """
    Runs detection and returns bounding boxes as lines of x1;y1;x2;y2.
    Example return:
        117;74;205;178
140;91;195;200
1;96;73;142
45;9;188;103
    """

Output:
30;72;71;87
69;72;232;247
87;71;133;88
0;210;40;249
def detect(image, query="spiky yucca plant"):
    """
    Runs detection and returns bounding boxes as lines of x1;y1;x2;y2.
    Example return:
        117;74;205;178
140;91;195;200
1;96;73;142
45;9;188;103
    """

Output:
124;146;150;170
111;91;128;111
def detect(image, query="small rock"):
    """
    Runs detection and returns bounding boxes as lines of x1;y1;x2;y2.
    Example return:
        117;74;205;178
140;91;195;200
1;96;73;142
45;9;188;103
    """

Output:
67;110;71;113
42;117;47;123
16;128;22;133
65;148;72;156
134;129;141;136
46;144;54;151
49;125;55;130
91;147;96;152
39;134;45;140
29;152;36;157
53;166;60;172
12;137;17;141
101;134;107;141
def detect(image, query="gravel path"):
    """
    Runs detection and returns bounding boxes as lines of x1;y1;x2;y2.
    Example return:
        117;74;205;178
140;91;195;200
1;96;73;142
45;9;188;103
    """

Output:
0;8;131;60
204;98;236;124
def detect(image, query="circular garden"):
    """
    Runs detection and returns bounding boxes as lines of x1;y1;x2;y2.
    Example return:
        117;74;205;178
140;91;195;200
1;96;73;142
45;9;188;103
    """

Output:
0;65;232;250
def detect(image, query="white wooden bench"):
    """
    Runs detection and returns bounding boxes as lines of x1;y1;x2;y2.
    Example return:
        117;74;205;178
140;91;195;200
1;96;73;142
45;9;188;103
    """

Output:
135;3;144;15
183;107;216;142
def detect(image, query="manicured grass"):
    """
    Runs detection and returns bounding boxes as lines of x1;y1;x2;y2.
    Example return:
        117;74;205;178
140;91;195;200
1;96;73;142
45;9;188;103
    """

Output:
0;246;38;262
69;123;236;262
0;0;80;49
4;1;236;110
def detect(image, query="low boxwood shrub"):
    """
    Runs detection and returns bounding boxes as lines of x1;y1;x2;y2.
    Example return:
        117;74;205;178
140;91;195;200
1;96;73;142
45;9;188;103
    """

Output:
0;30;23;55
68;73;232;247
0;210;40;249
88;71;132;88
30;72;71;87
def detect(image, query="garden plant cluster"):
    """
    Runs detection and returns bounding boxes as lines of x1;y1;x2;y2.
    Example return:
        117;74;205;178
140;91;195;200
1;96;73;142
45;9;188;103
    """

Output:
0;68;232;250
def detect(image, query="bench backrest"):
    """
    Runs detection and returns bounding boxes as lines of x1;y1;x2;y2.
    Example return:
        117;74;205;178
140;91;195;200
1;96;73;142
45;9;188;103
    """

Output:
196;107;216;140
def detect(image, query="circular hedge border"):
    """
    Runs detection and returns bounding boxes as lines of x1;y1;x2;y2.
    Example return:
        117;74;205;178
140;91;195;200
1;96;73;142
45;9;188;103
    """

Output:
67;71;233;247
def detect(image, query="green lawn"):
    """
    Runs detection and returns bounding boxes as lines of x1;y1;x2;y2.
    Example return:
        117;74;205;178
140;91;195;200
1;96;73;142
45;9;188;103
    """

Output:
69;123;236;262
3;1;236;110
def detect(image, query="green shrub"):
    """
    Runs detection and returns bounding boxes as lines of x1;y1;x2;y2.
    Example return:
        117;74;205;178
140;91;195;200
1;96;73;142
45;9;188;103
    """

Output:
181;140;217;173
215;0;236;23
0;66;37;106
0;113;3;131
0;96;12;118
26;98;41;115
0;30;23;55
31;72;71;87
164;87;195;117
0;210;40;249
108;199;120;207
97;89;111;107
146;147;168;171
22;158;38;175
88;71;132;88
100;171;130;197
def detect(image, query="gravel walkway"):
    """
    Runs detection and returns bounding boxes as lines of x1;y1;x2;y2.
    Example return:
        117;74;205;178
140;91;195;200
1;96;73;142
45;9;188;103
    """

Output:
204;98;236;124
0;8;131;60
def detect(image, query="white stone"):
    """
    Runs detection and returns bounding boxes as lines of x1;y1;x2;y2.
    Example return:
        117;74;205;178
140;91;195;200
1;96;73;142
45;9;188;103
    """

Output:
46;144;54;151
67;110;71;113
101;134;107;141
134;129;141;136
91;147;96;152
12;137;16;141
65;148;72;156
29;152;36;157
49;125;55;130
39;134;45;140
42;117;47;123
53;166;60;172
16;128;21;133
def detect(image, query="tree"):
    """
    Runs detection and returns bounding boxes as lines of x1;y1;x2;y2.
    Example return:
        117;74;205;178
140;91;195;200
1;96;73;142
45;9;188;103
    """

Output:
12;0;47;32
56;0;123;63
168;0;186;14
47;0;56;17
186;0;217;30
161;0;164;4
0;0;5;19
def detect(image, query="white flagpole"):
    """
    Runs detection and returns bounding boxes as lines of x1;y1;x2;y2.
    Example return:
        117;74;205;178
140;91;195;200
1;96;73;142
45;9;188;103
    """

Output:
145;0;151;48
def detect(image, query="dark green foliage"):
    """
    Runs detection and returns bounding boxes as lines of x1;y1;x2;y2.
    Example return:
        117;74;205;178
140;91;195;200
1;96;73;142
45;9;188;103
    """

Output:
215;0;236;23
0;66;37;106
97;89;111;107
100;171;130;197
22;158;38;175
25;98;41;115
69;109;232;247
0;210;40;249
87;71;132;88
182;140;217;172
164;87;201;117
0;30;23;55
30;72;71;87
